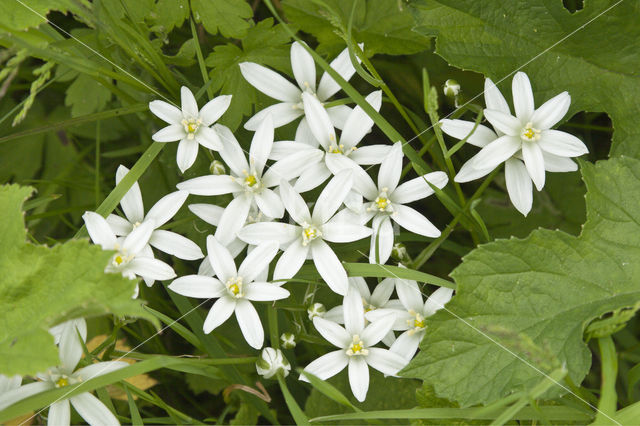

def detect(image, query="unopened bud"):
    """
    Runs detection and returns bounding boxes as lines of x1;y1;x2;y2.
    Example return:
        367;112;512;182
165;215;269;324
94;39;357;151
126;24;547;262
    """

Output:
209;160;226;175
391;242;411;264
307;303;326;320
256;347;290;379
443;79;460;97
280;332;296;349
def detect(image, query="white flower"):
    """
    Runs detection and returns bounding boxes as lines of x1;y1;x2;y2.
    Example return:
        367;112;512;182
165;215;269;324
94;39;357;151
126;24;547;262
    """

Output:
168;236;289;349
0;319;128;425
441;72;588;216
256;347;291;379
149;86;231;173
106;165;203;287
239;41;360;132
280;332;296;349
83;211;176;296
300;289;406;402
177;117;322;246
267;90;390;193
342;142;448;264
367;283;453;362
238;170;372;295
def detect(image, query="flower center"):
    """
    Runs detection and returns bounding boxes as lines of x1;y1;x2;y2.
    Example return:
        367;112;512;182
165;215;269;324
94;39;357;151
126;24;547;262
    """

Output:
236;169;263;193
520;122;541;142
363;298;376;313
346;335;369;356
407;309;426;336
55;377;69;388
327;143;357;156
368;189;394;213
111;245;134;268
226;276;244;298
301;223;322;246
245;174;257;187
181;117;202;140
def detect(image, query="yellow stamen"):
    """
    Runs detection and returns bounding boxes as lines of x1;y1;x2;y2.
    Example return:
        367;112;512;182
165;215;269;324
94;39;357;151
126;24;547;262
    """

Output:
56;377;69;387
244;175;257;186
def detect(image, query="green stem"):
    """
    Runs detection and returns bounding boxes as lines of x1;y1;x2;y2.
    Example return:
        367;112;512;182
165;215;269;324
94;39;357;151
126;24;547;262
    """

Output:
594;336;619;424
190;16;213;100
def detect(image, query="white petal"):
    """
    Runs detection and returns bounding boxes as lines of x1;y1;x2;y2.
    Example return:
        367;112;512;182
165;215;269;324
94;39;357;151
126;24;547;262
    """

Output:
244;282;290;301
270;139;314;160
250;114;274;175
279;179;312;224
244;102;303;131
195;126;223;151
238;222;300;246
152;124;185;142
149;100;182;124
300;350;349;382
471;135;521;171
254;189;284;219
106;214;132;236
215;195;252;246
0;382;52;411
313;317;351;347
378;142;403;192
424;287;454;316
391;171;448;204
349;276;371;299
340;91;382;150
149;230;203;260
274;238;309;281
122;219;154;254
294;117;319;147
389;331;421;361
127;257;176;281
324;153;378;199
367;347;407;375
392;204;440;238
317;45;361;100
214;124;250;175
239;241;279;282
176;138;199;173
542;152;578;172
200;95;232;126
177;175;241;196
263;149;324;187
302;92;335;150
59;320;84;373
312;170;353;224
75;361;128;381
531;92;571;130
48;400;70;426
484;77;510;115
367;308;408;330
0;375;21;394
512;71;535;122
203;297;236;333
505;158;533;216
395;278;423;312
293;160;332;193
70;392;119;426
454;159;494;183
362;314;395;346
240;62;301;102
322;221;372;243
484;109;522;136
235;299;264;349
169;275;225;298
206;235;238;282
146;190;188;227
439;119;498;148
348;357;370;402
189;203;224;226
181;86;199;117
116;165;145;224
312;240;349;296
538;130;588;157
324;305;344;323
521;141;546;191
326;105;353;129
369;215;393;264
343;286;365;335
370;278;396;307
291;41;316;92
349;144;393;165
83;212;116;249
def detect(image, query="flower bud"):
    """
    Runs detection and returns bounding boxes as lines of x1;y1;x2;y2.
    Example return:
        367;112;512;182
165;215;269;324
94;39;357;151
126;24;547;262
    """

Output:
391;242;411;265
443;79;460;98
256;347;290;379
280;332;296;349
307;302;326;320
209;160;226;175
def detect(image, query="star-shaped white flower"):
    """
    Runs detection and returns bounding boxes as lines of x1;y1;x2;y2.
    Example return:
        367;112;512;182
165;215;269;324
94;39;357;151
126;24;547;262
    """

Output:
367;282;453;363
168;236;289;349
238;170;372;295
177;116;322;246
150;86;231;173
441;72;588;216
300;288;406;402
0;319;127;425
240;41;360;132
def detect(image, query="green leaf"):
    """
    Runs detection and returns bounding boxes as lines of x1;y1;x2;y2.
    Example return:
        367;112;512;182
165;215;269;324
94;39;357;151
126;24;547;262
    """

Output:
205;18;292;130
0;0;72;31
0;184;154;376
402;156;640;406
282;0;431;55
65;74;112;117
191;0;253;39
410;0;640;158
153;0;189;32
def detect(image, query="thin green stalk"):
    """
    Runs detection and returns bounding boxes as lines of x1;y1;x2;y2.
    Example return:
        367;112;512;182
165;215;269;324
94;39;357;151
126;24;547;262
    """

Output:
593;336;619;424
190;16;213;100
95;120;101;208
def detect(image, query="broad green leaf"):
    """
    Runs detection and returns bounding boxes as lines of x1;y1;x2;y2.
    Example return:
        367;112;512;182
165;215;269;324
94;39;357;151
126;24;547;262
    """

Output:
402;157;640;406
0;0;72;31
153;0;189;32
282;0;431;55
410;0;640;158
65;74;112;117
0;185;154;376
191;0;253;39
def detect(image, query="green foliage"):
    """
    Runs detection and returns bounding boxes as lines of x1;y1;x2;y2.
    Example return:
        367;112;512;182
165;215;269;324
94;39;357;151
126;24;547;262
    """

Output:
0;184;155;376
282;0;431;55
403;156;640;406
0;0;71;31
65;74;112;117
191;0;253;39
410;0;640;158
